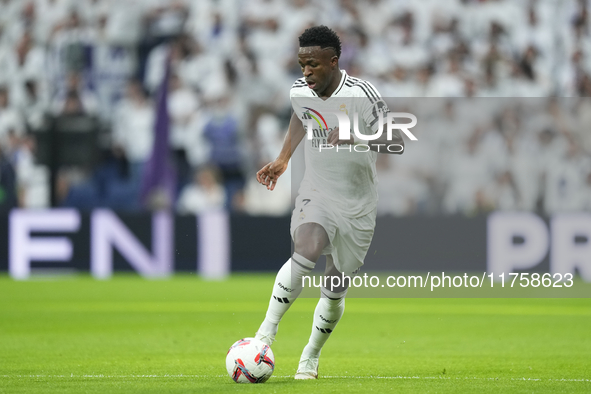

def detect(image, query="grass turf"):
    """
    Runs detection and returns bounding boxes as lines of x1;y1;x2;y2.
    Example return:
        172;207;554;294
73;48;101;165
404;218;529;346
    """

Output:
0;274;590;393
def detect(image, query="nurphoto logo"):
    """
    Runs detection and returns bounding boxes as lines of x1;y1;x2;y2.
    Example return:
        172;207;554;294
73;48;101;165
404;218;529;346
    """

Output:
302;107;417;153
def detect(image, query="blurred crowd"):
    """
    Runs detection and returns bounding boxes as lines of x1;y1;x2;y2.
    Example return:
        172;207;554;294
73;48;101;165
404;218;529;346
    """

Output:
377;98;591;216
0;0;590;216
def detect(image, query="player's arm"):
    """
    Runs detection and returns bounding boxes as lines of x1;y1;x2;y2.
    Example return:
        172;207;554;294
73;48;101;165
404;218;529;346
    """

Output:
326;124;404;154
256;111;306;190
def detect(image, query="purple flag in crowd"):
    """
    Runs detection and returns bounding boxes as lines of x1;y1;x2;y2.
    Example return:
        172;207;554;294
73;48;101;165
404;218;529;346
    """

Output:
139;52;176;209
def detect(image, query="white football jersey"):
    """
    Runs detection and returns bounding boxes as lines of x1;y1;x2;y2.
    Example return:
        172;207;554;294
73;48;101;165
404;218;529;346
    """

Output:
290;70;390;218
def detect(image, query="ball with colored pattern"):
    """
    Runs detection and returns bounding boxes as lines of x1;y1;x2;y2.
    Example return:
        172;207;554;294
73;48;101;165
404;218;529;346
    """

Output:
225;338;275;383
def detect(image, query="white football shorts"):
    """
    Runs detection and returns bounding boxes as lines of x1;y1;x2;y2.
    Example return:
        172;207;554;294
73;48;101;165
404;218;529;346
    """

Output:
290;191;377;275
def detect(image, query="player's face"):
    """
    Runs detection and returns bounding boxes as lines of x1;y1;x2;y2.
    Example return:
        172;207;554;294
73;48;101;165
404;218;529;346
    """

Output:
298;46;338;95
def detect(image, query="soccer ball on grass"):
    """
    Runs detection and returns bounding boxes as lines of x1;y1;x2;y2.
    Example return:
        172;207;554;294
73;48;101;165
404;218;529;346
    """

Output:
225;338;275;383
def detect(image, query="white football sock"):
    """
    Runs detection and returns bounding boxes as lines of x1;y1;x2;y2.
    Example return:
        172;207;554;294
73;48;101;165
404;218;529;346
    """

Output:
299;287;347;361
257;253;315;342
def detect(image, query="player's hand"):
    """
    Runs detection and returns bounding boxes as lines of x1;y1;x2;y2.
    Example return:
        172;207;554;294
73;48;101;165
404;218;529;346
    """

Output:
327;127;354;146
256;159;288;191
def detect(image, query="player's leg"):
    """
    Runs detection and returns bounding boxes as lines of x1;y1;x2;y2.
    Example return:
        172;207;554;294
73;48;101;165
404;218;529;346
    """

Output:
295;255;348;380
255;223;329;346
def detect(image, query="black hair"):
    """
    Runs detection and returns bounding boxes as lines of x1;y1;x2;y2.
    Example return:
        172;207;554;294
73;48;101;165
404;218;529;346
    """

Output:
298;25;341;59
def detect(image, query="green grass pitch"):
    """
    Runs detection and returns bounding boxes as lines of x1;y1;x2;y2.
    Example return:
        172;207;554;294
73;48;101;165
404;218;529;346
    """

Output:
1;274;590;393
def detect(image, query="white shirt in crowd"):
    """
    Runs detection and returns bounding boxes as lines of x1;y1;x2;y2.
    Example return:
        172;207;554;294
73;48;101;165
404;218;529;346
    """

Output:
112;98;155;163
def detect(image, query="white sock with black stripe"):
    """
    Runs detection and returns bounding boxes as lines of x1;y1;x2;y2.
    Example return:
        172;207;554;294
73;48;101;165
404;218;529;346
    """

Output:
256;253;315;345
299;287;347;362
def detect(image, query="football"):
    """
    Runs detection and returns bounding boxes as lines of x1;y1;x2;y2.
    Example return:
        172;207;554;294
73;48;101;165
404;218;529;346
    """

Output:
225;338;275;383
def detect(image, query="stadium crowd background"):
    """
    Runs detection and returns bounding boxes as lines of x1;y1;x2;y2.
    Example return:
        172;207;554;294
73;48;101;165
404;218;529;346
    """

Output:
0;0;590;216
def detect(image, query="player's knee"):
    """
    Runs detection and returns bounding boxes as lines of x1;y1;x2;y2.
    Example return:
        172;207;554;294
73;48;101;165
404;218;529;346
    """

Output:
293;238;323;262
327;278;348;293
294;224;329;262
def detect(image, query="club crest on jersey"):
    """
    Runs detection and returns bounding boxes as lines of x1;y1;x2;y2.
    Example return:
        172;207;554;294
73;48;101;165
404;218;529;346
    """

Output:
339;104;348;115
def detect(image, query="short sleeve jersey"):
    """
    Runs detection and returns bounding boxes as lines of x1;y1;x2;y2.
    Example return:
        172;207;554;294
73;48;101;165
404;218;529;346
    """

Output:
290;70;390;218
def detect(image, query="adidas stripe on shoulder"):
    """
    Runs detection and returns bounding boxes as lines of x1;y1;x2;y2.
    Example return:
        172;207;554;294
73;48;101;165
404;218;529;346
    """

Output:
344;76;380;103
292;78;307;88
